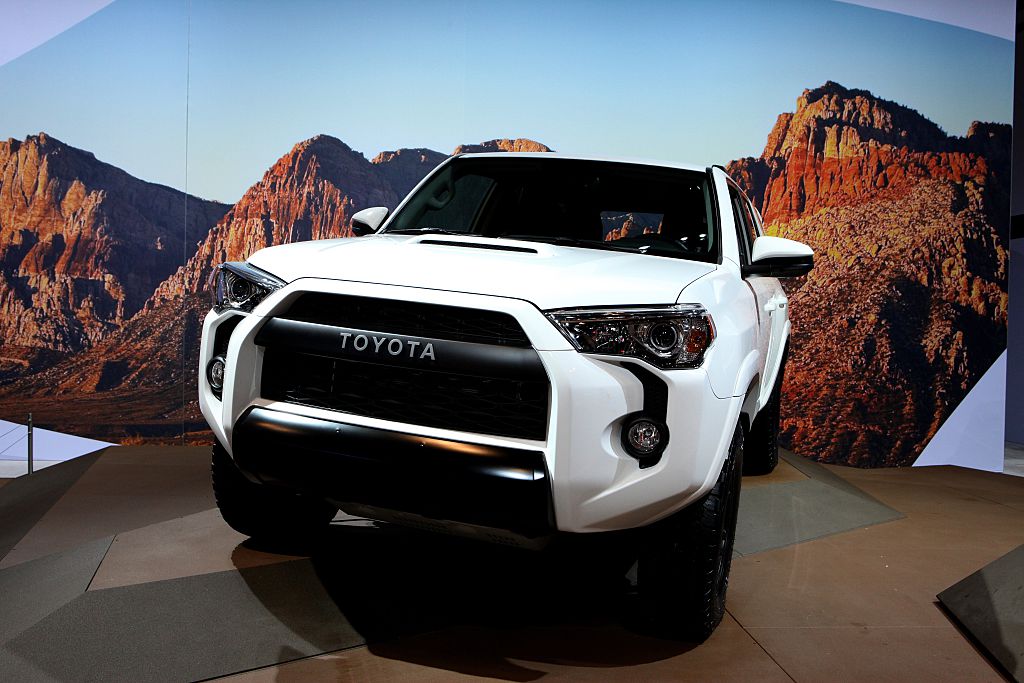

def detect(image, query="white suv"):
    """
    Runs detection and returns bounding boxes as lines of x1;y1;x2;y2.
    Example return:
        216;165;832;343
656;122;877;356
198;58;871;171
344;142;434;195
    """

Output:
199;154;813;638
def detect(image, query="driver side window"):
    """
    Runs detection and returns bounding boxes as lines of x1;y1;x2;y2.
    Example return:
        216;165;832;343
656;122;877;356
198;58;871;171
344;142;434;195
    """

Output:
729;185;753;265
743;198;764;245
415;173;495;232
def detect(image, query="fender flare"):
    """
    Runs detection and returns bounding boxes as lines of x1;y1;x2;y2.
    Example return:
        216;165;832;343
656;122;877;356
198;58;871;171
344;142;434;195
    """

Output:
732;348;760;399
751;334;792;429
732;349;760;432
761;322;792;401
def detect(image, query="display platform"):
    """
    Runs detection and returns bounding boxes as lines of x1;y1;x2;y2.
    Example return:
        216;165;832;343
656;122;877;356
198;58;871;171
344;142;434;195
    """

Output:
939;543;1024;680
0;446;1021;682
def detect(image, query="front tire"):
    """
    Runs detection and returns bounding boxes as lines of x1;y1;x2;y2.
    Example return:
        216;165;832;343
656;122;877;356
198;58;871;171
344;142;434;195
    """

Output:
636;423;744;641
744;349;787;475
211;442;337;540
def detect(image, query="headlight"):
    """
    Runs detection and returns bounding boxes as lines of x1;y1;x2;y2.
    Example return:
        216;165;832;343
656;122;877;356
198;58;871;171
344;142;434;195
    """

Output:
546;305;715;369
210;262;286;313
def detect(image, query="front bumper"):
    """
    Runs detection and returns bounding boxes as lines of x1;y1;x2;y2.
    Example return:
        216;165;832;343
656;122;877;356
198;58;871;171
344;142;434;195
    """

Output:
200;278;742;534
233;406;553;539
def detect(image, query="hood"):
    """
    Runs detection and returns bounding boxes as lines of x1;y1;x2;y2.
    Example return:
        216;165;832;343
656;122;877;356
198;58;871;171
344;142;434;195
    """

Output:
247;234;716;310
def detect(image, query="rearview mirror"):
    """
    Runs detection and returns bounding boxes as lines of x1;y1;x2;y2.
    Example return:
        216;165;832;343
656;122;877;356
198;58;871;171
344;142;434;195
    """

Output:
351;207;389;236
743;236;814;278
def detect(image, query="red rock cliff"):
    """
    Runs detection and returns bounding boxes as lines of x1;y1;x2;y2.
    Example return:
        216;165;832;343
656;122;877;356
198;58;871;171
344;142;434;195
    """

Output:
727;82;1009;467
728;82;1000;226
452;139;552;155
372;147;447;199
1;135;551;437
0;134;227;353
155;136;551;301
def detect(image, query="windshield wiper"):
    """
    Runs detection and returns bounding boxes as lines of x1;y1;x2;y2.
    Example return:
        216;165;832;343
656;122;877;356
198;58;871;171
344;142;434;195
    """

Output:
500;234;635;253
386;227;471;236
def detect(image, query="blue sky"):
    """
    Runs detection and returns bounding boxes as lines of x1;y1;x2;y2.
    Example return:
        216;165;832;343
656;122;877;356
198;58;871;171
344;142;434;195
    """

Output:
0;0;1013;203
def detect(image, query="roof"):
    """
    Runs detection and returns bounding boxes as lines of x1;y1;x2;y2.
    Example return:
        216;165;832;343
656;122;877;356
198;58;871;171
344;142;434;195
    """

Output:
454;152;709;174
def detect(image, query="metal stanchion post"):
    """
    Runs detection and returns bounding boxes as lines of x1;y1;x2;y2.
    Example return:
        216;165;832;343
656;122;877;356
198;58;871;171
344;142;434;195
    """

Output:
27;413;33;476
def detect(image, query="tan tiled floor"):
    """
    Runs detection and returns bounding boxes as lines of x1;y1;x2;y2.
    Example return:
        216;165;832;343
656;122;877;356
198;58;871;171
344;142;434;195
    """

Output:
745;626;1003;683
80;459;811;594
0;446;213;568
1004;443;1024;478
2;448;1020;682
87;508;302;590
218;615;794;683
728;464;1023;681
742;457;807;488
216;463;1023;682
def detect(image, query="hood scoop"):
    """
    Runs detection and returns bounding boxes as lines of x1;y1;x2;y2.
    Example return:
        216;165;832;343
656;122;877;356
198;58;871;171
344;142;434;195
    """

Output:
418;239;538;254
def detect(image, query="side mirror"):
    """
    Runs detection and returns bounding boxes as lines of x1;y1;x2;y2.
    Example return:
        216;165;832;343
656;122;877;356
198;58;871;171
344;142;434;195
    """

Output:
351;207;389;236
743;236;814;278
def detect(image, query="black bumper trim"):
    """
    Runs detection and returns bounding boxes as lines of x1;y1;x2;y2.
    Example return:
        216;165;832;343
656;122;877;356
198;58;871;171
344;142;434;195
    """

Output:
232;407;554;537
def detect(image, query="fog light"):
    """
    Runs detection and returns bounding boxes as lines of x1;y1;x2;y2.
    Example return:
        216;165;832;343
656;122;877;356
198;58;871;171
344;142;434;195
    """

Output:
622;416;668;460
207;355;226;397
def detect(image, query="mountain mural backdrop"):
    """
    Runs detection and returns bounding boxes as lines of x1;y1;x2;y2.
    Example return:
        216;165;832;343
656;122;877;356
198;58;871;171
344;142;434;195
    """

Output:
0;84;1008;466
729;82;1008;466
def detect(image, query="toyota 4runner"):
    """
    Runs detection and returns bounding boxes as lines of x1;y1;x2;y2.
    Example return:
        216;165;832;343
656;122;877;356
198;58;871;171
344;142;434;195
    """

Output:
199;154;813;639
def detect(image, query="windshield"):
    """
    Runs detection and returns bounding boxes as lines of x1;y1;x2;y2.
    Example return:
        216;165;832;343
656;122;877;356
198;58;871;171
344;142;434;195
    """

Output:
383;157;718;262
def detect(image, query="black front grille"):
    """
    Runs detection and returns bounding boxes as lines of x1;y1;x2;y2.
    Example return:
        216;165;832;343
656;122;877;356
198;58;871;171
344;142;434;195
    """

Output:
280;293;531;347
261;348;549;440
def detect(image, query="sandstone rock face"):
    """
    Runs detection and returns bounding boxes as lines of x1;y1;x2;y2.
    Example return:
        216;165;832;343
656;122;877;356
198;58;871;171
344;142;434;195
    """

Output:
0;294;212;442
164;135;401;299
1;134;552;440
452;138;552;155
152;136;552;303
372;147;447;199
761;82;948;160
730;82;1000;226
0;134;227;353
725;157;770;210
727;82;1009;467
13;292;203;395
778;181;1006;466
0;113;1005;463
